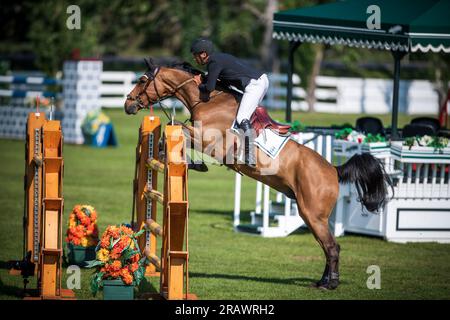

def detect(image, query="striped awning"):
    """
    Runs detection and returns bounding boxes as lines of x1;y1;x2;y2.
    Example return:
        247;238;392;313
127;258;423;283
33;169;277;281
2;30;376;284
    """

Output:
273;0;450;53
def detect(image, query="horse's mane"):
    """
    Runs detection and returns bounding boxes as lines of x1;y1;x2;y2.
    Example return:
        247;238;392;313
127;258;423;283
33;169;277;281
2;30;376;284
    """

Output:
167;61;204;76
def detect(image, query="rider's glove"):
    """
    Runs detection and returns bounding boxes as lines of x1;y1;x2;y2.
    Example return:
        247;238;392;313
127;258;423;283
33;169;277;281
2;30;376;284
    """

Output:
199;84;210;102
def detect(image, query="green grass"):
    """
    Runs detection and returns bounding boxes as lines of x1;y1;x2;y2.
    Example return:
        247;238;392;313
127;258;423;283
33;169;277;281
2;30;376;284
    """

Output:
0;109;449;300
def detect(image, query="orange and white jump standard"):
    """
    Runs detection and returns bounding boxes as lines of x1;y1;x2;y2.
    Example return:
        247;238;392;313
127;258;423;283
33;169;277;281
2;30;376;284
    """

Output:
132;115;196;300
9;108;74;300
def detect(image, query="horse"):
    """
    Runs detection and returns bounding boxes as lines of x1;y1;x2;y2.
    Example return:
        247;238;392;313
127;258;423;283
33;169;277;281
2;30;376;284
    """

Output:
124;59;392;290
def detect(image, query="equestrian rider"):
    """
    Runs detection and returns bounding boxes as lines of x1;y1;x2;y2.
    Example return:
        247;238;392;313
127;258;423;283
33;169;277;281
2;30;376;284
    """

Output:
190;37;269;167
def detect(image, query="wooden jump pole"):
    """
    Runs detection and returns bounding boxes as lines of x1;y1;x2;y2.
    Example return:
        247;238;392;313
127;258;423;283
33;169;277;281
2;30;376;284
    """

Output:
133;116;196;300
133;116;161;277
10;108;74;300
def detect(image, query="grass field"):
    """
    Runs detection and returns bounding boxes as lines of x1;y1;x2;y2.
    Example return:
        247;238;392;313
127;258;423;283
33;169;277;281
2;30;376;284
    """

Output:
1;109;449;300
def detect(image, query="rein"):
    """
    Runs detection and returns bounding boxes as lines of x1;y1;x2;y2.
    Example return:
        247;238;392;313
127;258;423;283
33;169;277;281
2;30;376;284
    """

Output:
127;69;223;122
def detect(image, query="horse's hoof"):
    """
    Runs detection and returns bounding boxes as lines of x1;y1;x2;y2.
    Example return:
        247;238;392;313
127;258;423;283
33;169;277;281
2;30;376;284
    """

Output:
328;279;339;290
317;280;339;290
312;278;339;290
310;280;326;289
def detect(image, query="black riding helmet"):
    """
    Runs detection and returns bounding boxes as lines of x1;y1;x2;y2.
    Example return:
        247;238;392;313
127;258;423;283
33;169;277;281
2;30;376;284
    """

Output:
190;38;214;55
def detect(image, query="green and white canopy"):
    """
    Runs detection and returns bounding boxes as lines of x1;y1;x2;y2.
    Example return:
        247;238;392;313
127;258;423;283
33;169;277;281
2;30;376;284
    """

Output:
273;0;450;53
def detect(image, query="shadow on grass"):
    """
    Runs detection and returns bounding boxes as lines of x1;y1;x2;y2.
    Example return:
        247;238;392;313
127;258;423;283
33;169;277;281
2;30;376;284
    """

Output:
190;272;319;288
0;260;13;270
136;277;159;299
192;209;233;216
0;278;23;299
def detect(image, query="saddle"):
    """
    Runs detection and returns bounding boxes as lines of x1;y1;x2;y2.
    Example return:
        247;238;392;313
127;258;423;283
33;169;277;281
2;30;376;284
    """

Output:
250;106;291;136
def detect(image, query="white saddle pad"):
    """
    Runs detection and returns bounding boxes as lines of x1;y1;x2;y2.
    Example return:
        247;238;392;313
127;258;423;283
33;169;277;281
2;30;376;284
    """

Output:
231;120;291;159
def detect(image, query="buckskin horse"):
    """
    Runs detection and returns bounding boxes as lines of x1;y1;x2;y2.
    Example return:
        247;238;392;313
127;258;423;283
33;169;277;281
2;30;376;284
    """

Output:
124;59;392;290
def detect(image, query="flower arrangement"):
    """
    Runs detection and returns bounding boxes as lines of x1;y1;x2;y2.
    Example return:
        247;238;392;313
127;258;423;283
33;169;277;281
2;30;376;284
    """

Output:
89;224;148;296
335;128;386;144
404;135;449;153
66;205;99;247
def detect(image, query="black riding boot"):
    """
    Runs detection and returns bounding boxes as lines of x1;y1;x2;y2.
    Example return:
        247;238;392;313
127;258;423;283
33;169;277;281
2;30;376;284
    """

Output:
239;119;256;167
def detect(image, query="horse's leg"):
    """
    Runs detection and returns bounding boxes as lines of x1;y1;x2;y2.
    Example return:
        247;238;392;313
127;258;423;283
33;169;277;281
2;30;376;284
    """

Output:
298;202;340;289
291;154;341;289
173;121;209;172
301;205;340;289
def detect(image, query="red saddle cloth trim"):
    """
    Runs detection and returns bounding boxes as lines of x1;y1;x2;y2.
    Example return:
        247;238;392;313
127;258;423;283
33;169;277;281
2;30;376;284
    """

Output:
250;106;291;136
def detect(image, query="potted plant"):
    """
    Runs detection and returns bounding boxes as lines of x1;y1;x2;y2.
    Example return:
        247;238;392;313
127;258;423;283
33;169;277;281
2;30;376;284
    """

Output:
88;224;147;300
66;205;99;266
333;128;389;157
391;135;450;162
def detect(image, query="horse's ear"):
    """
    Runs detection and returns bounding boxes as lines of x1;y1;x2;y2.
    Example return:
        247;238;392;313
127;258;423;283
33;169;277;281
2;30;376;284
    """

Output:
144;58;154;70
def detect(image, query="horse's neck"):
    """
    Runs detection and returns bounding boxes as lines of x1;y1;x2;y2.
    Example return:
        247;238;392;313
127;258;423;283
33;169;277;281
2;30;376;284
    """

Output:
174;75;238;130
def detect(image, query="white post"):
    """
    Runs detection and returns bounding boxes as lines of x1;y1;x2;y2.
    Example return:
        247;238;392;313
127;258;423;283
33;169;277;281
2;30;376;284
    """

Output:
423;164;429;198
325;135;332;163
255;181;263;214
333;185;346;236
276;192;283;202
284;196;291;218
233;173;241;227
263;184;270;230
316;135;323;156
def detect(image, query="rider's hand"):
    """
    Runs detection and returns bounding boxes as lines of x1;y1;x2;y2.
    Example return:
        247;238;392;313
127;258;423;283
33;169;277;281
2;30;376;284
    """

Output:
199;84;210;102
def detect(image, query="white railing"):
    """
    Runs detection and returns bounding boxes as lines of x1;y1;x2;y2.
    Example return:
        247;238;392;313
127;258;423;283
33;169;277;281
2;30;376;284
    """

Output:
264;75;440;114
96;71;441;115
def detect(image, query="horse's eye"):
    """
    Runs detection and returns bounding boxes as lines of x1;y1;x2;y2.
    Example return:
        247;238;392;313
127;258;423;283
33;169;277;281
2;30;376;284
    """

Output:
140;78;147;84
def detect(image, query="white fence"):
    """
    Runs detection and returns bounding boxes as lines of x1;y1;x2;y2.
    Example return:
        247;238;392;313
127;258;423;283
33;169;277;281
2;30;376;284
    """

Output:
264;75;440;115
97;71;440;115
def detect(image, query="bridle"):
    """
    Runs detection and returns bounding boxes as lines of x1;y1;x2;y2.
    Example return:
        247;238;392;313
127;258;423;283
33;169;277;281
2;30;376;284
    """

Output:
126;66;223;121
126;67;197;120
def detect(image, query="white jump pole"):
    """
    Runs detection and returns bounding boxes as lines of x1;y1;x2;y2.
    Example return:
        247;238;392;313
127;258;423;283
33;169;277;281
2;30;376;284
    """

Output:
233;173;241;228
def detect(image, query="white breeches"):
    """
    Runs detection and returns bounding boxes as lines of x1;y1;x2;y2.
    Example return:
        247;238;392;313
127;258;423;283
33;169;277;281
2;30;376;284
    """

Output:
236;73;269;124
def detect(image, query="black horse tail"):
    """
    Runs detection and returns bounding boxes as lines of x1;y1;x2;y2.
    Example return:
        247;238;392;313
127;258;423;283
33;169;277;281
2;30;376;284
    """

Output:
335;153;393;212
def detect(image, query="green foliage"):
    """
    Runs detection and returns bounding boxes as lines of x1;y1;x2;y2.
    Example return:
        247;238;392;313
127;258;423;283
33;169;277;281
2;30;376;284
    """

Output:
27;0;99;75
335;127;353;140
404;135;449;153
364;133;386;143
289;119;307;132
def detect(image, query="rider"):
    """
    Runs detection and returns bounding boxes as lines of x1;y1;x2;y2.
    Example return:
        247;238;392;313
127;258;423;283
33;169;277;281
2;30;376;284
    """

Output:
190;37;269;167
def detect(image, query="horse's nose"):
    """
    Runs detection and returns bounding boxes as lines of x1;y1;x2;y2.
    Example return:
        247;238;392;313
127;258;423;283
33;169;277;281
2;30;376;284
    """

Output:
124;101;138;115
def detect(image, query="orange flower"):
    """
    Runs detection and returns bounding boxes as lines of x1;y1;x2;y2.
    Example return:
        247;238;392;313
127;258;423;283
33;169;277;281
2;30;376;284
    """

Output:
120;225;133;235
90;211;97;221
100;236;110;248
130;254;140;263
107;226;120;239
86;224;95;236
111;260;122;271
120;268;133;285
66;204;100;246
109;247;122;260
119;235;131;248
129;262;139;273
